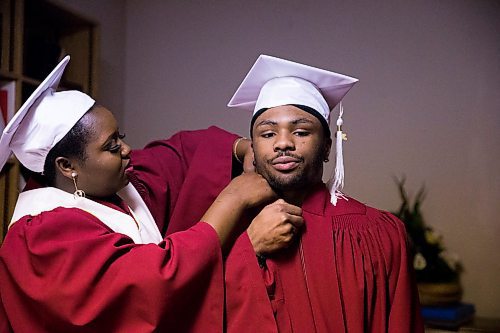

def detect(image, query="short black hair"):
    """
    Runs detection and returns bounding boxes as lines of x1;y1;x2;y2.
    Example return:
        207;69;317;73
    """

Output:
43;106;95;186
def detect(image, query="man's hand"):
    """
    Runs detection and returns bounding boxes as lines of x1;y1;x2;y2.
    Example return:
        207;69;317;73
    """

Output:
247;199;304;255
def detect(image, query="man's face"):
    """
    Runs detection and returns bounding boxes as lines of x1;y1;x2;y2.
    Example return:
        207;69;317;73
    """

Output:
251;105;331;193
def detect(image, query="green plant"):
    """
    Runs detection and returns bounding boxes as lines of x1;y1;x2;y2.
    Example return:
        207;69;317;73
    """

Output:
393;177;462;283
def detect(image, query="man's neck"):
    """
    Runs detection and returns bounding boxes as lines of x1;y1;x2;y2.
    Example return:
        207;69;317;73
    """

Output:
278;183;321;206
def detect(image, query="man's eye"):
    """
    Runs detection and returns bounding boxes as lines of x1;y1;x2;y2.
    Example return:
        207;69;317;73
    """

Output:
294;130;310;137
261;132;275;138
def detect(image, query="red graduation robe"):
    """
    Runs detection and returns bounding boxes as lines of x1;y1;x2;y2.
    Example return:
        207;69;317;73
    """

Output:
0;126;238;333
225;184;424;333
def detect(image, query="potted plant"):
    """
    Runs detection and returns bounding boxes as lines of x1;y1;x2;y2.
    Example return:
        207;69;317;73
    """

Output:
393;177;463;306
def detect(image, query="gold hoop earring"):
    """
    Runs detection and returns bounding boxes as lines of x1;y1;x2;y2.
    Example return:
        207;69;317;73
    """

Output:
71;172;86;198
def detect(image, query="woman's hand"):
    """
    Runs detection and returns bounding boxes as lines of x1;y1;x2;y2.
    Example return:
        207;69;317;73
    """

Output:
218;172;276;209
201;173;277;250
233;137;255;173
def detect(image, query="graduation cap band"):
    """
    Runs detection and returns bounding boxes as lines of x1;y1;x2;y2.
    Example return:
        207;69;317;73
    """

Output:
250;104;331;139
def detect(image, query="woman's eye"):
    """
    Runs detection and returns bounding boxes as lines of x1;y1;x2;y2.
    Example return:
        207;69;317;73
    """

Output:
106;132;126;153
108;144;121;153
106;138;122;153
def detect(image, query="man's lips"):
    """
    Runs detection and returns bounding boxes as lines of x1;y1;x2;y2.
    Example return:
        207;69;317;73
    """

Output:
272;156;301;171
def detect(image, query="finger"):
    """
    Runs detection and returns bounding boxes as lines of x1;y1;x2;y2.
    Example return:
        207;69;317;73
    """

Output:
286;214;304;228
243;150;255;173
278;220;302;237
271;198;287;205
284;224;299;243
279;203;302;217
268;200;302;215
243;161;255;173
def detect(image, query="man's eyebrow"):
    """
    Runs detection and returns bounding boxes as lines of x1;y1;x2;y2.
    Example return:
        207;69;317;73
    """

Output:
255;119;278;127
255;117;315;128
291;118;315;125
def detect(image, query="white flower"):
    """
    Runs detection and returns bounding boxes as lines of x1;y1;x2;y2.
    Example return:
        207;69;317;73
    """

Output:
425;229;442;246
439;251;461;272
414;252;427;270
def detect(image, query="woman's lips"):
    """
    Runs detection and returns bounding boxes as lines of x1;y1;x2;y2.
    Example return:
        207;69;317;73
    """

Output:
123;160;132;174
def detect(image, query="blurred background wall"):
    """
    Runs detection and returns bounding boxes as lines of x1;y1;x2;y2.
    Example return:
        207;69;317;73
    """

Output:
58;0;500;317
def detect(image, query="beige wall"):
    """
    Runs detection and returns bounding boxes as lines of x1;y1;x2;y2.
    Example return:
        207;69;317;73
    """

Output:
61;0;500;317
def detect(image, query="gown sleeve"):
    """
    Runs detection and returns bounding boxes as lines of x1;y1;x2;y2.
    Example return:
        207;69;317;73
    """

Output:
381;211;425;332
0;126;242;332
0;294;13;333
128;126;239;235
0;207;224;332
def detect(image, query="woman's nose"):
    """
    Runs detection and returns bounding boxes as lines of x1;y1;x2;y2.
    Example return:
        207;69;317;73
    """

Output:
121;142;131;158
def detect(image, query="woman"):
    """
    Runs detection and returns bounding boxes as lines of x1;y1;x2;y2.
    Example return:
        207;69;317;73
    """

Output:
0;57;300;332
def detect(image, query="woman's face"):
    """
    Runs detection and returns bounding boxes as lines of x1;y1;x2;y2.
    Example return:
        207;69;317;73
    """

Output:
71;106;131;198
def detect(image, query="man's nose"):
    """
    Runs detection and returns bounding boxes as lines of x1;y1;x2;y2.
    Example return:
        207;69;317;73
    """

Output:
273;131;295;152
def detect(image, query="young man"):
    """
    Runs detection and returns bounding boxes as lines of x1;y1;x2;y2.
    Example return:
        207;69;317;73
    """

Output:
224;55;424;332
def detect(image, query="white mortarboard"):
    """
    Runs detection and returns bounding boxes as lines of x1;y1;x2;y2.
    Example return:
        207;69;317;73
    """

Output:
227;54;359;205
0;55;95;173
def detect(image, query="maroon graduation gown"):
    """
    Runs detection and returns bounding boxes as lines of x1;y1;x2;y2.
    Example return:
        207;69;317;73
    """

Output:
0;126;238;333
225;184;424;333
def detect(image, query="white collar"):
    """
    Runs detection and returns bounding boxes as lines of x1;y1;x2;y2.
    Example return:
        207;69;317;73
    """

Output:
10;183;162;245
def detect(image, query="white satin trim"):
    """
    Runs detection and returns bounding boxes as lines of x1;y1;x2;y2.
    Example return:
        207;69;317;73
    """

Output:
10;183;162;244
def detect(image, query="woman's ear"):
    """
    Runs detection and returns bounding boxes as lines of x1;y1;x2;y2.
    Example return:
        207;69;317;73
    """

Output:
55;157;74;179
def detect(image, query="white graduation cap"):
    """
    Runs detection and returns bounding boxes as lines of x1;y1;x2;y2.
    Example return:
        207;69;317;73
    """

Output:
0;55;95;173
227;54;359;205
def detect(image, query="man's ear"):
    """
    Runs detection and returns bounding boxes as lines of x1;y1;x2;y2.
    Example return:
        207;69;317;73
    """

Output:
323;137;333;161
55;157;74;179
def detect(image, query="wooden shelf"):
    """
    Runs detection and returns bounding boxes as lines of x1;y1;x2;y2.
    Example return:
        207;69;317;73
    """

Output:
0;70;19;81
0;0;98;242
